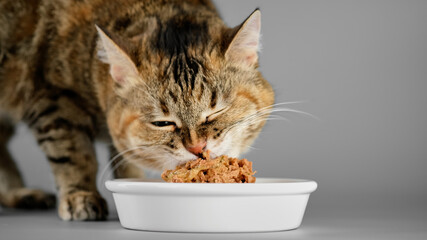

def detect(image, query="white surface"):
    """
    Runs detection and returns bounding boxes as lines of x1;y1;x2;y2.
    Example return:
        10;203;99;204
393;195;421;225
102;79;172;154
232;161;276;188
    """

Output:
105;178;317;232
1;203;426;240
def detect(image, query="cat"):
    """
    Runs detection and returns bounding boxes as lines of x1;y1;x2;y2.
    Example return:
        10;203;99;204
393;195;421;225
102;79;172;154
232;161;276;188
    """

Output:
0;0;274;221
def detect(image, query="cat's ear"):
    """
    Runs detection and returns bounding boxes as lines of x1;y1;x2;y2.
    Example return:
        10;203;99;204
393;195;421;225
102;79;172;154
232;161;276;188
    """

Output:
95;25;139;86
225;9;261;67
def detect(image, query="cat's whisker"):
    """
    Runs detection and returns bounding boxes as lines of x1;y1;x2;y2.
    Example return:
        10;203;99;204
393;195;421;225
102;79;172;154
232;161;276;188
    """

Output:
242;107;300;123
224;115;289;141
224;109;311;149
235;119;283;131
267;108;319;120
98;146;142;177
231;113;286;130
125;145;171;170
106;157;134;180
246;101;307;119
254;115;289;123
241;118;285;128
242;113;289;123
99;147;167;190
228;108;273;126
234;106;318;129
98;146;167;190
97;144;155;190
97;148;144;191
255;100;307;113
220;134;258;154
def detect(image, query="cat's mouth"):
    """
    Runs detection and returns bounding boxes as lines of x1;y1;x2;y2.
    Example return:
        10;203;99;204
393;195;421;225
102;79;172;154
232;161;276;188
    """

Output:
195;151;219;160
175;150;219;166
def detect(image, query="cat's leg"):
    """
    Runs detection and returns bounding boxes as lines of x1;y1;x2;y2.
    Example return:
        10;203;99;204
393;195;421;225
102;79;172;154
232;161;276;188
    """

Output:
26;93;107;220
108;146;144;179
0;115;56;209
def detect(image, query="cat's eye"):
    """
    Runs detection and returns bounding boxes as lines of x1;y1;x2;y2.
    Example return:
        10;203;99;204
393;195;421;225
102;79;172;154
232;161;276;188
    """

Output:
151;121;176;127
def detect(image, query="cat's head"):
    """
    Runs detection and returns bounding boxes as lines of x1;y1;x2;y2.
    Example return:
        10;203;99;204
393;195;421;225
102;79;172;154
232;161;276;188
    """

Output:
96;9;274;171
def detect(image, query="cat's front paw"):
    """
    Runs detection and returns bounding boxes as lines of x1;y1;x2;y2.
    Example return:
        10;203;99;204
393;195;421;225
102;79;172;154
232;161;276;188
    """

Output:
58;190;108;221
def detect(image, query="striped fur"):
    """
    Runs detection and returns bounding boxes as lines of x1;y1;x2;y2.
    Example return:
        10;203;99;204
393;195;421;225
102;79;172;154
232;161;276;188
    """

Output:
0;0;274;221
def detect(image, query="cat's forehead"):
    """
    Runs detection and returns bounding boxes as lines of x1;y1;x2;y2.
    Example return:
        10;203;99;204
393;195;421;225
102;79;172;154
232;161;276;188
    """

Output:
157;55;219;101
160;82;217;119
152;70;230;125
143;51;247;124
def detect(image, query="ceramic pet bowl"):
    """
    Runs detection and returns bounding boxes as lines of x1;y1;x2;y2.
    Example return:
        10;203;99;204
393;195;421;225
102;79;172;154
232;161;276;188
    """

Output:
106;178;317;232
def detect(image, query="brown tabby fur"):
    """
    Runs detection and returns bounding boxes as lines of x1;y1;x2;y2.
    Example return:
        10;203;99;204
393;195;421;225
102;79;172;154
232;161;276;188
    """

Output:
0;0;274;220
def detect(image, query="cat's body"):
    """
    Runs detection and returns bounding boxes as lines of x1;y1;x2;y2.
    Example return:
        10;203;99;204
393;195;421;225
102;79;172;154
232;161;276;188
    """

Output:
0;0;274;220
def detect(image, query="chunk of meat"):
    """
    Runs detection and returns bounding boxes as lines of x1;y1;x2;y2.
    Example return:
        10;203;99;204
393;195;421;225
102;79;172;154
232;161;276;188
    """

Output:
161;151;256;183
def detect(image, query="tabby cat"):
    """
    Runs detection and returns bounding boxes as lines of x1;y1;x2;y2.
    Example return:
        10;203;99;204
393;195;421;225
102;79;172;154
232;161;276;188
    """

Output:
0;0;274;220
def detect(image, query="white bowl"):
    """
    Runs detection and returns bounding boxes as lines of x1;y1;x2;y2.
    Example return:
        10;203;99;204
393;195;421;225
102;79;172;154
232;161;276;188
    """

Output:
105;178;317;233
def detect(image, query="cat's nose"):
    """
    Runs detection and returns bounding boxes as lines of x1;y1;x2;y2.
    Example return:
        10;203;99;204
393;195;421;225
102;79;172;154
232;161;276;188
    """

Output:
186;141;207;156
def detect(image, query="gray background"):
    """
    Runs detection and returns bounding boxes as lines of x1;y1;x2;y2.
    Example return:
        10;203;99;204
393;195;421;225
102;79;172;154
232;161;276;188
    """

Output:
2;0;427;239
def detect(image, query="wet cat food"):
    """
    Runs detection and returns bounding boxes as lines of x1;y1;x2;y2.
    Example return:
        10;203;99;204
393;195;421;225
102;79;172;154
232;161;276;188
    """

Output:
161;151;256;183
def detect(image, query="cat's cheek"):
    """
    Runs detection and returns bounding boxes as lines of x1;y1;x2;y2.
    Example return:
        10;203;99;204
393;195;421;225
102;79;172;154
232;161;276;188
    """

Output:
227;146;241;158
207;133;237;158
107;108;140;146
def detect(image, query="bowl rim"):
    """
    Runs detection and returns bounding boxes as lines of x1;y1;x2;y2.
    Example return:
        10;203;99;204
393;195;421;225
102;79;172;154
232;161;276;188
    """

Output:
105;178;318;196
